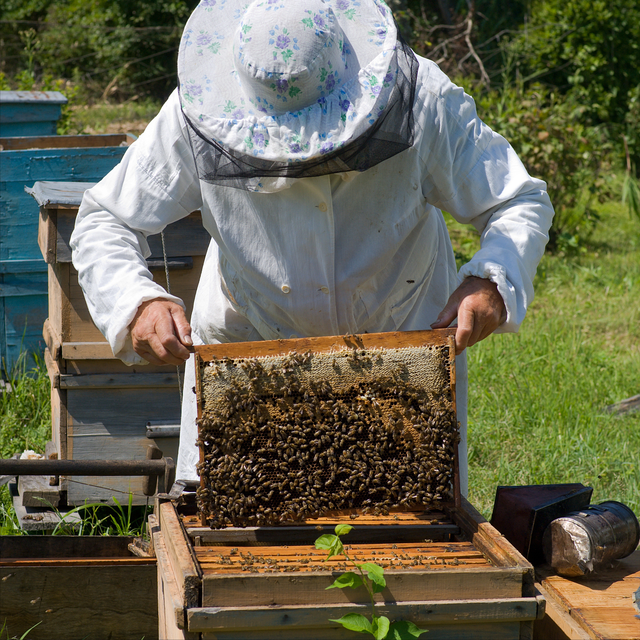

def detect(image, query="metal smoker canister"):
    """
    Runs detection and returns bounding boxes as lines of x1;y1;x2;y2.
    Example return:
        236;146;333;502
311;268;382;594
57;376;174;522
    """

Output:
543;501;640;577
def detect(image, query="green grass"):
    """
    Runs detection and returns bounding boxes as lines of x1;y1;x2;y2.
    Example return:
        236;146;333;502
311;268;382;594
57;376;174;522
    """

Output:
68;99;162;136
452;200;640;517
0;353;50;460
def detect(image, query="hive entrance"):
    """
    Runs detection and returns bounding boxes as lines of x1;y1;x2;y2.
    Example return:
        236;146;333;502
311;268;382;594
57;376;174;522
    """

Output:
195;330;459;529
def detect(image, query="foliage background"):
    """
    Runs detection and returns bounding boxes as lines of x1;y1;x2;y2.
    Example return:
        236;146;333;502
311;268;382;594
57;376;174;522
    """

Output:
0;0;639;523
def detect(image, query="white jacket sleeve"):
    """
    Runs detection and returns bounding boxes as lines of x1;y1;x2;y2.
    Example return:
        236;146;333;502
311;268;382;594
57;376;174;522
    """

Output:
417;59;554;332
70;90;204;364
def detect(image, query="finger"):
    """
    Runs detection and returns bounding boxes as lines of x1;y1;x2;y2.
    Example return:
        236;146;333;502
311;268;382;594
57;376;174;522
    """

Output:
430;298;460;329
153;312;191;362
170;306;193;347
135;345;168;366
454;306;475;355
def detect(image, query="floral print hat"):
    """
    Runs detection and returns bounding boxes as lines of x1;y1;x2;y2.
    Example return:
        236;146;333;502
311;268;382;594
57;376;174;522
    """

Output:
178;0;418;190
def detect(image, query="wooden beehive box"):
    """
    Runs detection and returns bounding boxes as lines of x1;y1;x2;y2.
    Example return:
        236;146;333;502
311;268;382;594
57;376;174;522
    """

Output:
0;535;157;640
0;134;132;371
30;181;209;504
153;498;544;639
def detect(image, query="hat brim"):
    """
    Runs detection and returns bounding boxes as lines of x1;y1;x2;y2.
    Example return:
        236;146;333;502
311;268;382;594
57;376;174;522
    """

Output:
178;0;400;163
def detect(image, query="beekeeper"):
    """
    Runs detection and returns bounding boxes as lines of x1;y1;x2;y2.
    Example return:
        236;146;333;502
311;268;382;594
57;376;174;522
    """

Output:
70;0;554;493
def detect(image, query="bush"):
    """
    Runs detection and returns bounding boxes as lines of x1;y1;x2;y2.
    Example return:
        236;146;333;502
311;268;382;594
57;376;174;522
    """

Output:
471;82;612;250
504;0;640;170
0;0;199;101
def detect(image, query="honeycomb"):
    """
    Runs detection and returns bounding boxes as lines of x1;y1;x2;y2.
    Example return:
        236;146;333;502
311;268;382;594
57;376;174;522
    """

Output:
196;344;459;529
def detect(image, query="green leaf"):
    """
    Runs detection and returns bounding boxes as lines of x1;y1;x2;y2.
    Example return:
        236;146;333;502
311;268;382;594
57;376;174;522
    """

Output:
372;615;390;640
388;620;429;639
357;562;386;592
315;534;338;550
335;523;354;537
315;533;344;559
326;571;363;590
329;613;373;634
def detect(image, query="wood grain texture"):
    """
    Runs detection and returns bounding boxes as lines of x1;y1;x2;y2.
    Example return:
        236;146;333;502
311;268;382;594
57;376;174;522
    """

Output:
159;501;202;610
183;510;460;546
534;583;591;640
62;386;180;504
154;525;190;636
199;622;523;640
195;328;456;361
189;598;540;631
202;567;526;608
1;133;133;151
0;562;158;640
0;535;139;559
538;551;640;640
17;473;62;508
50;382;67;459
446;497;535;596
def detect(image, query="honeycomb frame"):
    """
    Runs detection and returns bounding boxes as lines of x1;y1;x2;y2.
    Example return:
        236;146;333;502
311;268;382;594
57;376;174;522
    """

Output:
194;329;460;528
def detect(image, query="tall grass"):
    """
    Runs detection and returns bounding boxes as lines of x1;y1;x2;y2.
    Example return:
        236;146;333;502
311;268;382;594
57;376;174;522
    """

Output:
458;200;640;517
0;354;51;534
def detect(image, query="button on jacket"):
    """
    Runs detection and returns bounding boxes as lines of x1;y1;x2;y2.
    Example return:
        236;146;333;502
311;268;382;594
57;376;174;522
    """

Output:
71;56;554;486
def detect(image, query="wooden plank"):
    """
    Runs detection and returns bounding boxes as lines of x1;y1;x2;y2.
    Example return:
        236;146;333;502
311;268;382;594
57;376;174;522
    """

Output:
43;317;62;361
46;252;203;351
195;328;456;361
63;386;180;504
3;557;156;568
534;583;591;640
539;551;640;640
200;622;523;640
446;497;535;596
0;133;133;151
59;371;180;389
159;501;202;610
202;566;526;608
0;535;137;560
154;526;199;637
50;383;67;459
0;562;158;640
195;541;490;575
52;209;208;263
44;345;60;388
189;598;542;631
62;342;116;359
48;262;70;342
8;480;79;532
63;357;183;376
183;511;461;546
17;474;62;508
38;204;56;264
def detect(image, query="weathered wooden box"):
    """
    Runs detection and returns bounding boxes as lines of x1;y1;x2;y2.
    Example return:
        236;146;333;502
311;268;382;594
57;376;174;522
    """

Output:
30;181;208;504
0;535;158;640
154;499;544;639
0;90;67;137
0;134;133;371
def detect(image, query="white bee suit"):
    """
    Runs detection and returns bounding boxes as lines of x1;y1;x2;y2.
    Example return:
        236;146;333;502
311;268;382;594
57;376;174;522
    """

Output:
71;57;554;495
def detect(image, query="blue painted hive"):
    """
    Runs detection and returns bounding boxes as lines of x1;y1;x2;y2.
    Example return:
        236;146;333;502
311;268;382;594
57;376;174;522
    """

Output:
0;134;135;373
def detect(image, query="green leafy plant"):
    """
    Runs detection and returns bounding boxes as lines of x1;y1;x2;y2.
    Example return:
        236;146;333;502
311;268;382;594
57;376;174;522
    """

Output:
315;525;428;639
49;493;150;537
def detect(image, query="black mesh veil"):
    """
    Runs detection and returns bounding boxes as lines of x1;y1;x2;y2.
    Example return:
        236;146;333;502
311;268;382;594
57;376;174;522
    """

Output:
181;38;419;191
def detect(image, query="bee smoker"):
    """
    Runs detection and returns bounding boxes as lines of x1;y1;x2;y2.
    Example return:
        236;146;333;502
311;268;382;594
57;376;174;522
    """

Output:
543;501;640;577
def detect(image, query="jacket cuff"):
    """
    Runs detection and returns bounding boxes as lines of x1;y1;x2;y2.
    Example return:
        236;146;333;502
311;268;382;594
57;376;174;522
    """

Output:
107;290;187;364
457;260;519;333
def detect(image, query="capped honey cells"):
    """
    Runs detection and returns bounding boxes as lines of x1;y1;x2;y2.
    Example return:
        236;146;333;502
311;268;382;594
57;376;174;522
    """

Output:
196;344;459;529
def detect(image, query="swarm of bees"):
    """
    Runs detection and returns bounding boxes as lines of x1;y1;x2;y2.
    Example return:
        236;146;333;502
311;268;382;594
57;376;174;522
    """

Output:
196;347;459;529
